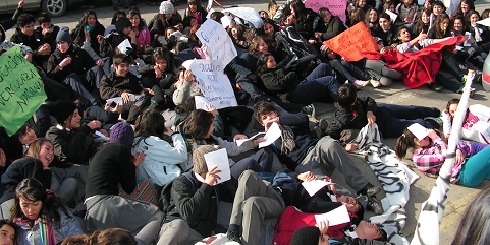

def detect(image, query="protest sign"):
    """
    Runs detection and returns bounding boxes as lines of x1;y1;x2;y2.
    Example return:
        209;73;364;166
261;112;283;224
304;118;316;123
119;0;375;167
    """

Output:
222;7;263;28
305;0;347;23
197;20;237;66
0;45;46;136
189;59;237;109
323;22;377;62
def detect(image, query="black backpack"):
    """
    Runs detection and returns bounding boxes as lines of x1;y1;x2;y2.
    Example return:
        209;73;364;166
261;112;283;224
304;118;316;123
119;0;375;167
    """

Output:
158;172;197;218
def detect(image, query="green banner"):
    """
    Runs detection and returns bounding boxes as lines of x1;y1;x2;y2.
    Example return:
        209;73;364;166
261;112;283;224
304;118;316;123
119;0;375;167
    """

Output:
0;45;46;136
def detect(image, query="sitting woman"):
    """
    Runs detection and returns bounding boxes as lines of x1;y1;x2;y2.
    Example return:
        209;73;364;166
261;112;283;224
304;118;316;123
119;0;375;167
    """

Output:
442;99;490;143
148;1;182;39
70;10;105;57
0;139;78;220
172;67;201;106
395;123;490;186
256;53;339;105
313;7;346;45
13;179;84;245
128;11;151;56
132;110;188;186
184;109;273;180
413;8;431;36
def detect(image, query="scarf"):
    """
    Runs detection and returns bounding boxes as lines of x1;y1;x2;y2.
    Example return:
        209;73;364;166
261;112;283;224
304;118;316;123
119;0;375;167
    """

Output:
16;215;56;245
85;24;95;34
279;125;295;154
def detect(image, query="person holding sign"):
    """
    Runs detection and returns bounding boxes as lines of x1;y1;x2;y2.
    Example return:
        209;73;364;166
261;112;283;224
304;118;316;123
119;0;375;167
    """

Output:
169;145;237;238
184;109;273;180
253;101;383;214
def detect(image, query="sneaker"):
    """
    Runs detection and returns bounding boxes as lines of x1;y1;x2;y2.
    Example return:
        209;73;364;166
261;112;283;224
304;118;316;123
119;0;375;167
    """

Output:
424;117;443;129
226;226;241;243
358;183;381;198
367;196;384;214
302;104;316;119
370;79;381;88
318;118;328;131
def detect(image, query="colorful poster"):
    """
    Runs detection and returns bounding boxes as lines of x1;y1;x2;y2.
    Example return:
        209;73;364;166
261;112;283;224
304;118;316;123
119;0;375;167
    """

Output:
323;22;377;62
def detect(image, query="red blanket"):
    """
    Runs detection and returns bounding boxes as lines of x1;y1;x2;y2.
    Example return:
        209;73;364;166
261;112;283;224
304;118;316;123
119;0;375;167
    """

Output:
363;37;464;88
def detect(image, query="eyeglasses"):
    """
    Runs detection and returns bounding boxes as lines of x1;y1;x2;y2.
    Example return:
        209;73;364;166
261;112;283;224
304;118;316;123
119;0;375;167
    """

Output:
19;127;33;140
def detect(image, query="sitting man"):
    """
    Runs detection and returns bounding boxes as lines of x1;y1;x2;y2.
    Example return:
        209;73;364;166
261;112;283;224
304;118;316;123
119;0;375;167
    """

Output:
324;83;441;142
226;170;366;244
252;101;383;214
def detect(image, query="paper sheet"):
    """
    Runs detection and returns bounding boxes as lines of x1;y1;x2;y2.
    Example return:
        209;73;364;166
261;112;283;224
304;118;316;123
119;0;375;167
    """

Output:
258;122;281;148
385;10;397;22
195;96;208;109
235;132;266;147
314;205;350;226
302;180;333;197
204;148;231;185
117;39;132;55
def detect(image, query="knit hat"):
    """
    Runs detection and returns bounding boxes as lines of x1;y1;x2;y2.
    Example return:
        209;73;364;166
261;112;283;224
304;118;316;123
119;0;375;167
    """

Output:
56;26;72;45
193;145;217;173
290;226;321;245
115;17;132;34
159;1;174;15
51;100;77;125
110;122;134;147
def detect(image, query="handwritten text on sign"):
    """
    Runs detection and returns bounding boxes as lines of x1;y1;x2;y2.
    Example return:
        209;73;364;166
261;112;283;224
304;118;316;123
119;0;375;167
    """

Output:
197;20;237;66
0;45;46;136
323;22;377;62
305;0;347;23
190;59;237;109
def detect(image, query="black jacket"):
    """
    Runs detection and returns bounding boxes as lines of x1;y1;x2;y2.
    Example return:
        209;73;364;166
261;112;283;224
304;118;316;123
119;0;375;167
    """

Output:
71;22;105;55
326;97;378;139
373;25;398;47
34;25;60;51
315;16;346;41
99;73;144;100
45;125;95;166
86;143;135;198
47;45;96;81
269;113;318;170
0;157;52;203
148;14;182;39
170;172;236;237
10;28;50;69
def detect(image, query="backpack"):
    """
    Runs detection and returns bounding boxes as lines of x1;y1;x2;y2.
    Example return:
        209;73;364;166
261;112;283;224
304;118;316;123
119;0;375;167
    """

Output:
158;172;198;218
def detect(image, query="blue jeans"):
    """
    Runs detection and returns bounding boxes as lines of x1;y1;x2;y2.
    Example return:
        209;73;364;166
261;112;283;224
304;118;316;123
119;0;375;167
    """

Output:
329;59;371;83
230;148;274;180
377;103;440;138
291;63;339;105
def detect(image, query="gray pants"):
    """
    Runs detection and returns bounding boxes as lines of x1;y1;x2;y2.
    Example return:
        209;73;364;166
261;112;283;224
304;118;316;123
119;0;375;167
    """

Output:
229;170;285;245
364;59;402;86
296;136;369;192
86;195;192;245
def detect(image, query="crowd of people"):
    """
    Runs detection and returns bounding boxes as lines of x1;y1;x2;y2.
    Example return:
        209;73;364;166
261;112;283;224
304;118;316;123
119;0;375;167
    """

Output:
0;0;489;244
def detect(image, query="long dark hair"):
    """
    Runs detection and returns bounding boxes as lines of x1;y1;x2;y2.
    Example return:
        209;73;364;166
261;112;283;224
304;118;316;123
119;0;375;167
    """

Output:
78;10;99;26
185;109;214;140
13;179;70;228
414;8;432;35
61;228;137;245
451;187;490;245
394;127;418;159
135;110;166;141
434;14;451;38
256;53;274;77
128;11;145;32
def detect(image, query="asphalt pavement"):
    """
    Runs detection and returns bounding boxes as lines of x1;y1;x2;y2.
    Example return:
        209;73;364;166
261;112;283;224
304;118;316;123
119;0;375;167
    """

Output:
4;0;490;244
